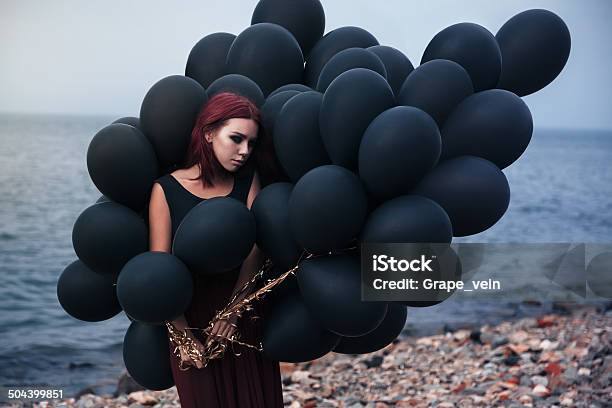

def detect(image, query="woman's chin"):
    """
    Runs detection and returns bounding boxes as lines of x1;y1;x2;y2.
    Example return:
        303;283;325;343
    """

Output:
222;163;240;172
229;160;246;170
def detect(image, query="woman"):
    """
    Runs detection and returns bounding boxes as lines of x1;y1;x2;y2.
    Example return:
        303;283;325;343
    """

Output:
148;92;283;407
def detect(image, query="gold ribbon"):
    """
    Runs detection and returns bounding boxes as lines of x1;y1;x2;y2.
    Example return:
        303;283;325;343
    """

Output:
167;246;357;370
166;256;307;370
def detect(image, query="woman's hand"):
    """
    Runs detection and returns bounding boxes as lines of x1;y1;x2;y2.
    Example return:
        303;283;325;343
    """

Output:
206;316;238;348
179;330;206;369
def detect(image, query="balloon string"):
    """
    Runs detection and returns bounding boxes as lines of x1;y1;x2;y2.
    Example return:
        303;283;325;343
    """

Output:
166;252;310;369
166;246;357;369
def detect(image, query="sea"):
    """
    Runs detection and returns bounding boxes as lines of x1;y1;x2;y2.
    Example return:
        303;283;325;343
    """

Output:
0;113;611;397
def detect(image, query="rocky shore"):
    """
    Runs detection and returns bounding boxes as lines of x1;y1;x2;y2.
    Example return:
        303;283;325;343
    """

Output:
8;306;611;408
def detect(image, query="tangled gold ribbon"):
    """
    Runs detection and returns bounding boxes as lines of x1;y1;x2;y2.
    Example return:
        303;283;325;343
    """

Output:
166;256;307;370
166;246;358;370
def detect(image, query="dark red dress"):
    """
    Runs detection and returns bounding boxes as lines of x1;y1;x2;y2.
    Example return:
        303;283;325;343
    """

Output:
155;170;283;408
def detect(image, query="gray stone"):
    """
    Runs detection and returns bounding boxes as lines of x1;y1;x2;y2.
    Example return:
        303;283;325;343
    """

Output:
464;386;487;395
115;372;146;396
74;388;97;400
480;332;495;344
343;396;362;406
544;396;559;405
364;356;383;368
492;336;509;348
564;366;578;383
531;375;548;386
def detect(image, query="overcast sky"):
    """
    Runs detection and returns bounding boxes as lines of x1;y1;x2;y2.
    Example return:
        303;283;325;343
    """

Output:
1;0;611;130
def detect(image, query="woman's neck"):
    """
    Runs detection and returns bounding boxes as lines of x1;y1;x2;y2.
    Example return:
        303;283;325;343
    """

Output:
194;163;233;184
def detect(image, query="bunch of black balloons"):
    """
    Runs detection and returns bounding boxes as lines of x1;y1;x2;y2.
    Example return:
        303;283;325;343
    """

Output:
57;0;570;390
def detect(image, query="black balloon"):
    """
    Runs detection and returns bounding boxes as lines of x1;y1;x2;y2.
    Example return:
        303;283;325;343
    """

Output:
261;265;301;307
251;0;325;56
441;89;533;169
95;195;110;204
268;83;312;97
398;59;473;127
360;195;452;243
274;91;330;181
72;202;148;275
261;90;300;138
259;90;301;184
116;252;193;324
421;23;501;92
334;303;407;354
413;156;510;237
367;45;414;97
289;165;367;254
226;23;304;96
140;75;207;170
206;74;265;108
403;245;462;307
252;183;302;270
112;116;141;129
263;290;340;362
316;47;387;92
305;26;379;87
358;106;441;200
87;123;158;211
173;197;256;274
123;321;174;390
298;254;388;336
496;9;571;97
57;260;122;322
320;68;394;170
185;32;236;89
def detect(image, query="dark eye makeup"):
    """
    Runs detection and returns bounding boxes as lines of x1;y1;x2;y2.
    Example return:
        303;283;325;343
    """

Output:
230;133;258;147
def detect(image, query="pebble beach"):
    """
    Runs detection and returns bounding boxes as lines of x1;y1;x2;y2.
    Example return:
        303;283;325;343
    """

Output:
6;305;611;408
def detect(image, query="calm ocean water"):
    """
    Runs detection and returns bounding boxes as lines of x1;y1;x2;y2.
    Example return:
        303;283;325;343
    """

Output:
0;113;611;396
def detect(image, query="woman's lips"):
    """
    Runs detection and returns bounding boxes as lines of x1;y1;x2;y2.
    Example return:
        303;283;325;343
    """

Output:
232;159;244;166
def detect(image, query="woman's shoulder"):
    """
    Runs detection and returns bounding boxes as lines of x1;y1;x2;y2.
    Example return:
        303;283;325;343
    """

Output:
154;169;188;193
151;172;183;206
157;167;200;189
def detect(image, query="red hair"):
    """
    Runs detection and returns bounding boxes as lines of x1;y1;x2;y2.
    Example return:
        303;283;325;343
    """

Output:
184;92;260;186
185;91;288;187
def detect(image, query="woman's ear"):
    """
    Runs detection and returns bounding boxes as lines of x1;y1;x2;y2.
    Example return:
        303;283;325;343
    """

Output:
205;131;213;143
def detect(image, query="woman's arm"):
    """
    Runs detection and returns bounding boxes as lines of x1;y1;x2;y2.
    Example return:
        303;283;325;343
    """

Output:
149;183;172;252
230;244;265;304
207;172;264;343
149;183;187;327
149;184;190;331
149;182;205;367
230;170;263;299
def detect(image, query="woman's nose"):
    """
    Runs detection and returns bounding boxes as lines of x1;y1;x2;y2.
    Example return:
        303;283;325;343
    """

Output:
238;143;249;156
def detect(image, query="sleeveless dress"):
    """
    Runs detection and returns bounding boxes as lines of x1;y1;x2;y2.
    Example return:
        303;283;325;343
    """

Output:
155;169;283;408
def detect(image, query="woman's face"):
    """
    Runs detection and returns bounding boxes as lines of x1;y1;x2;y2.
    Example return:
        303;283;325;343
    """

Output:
206;118;259;172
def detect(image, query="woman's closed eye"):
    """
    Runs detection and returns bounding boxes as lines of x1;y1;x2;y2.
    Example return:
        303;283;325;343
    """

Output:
231;134;257;148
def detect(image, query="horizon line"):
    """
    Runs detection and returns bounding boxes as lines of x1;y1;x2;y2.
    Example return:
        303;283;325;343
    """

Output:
1;110;611;133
